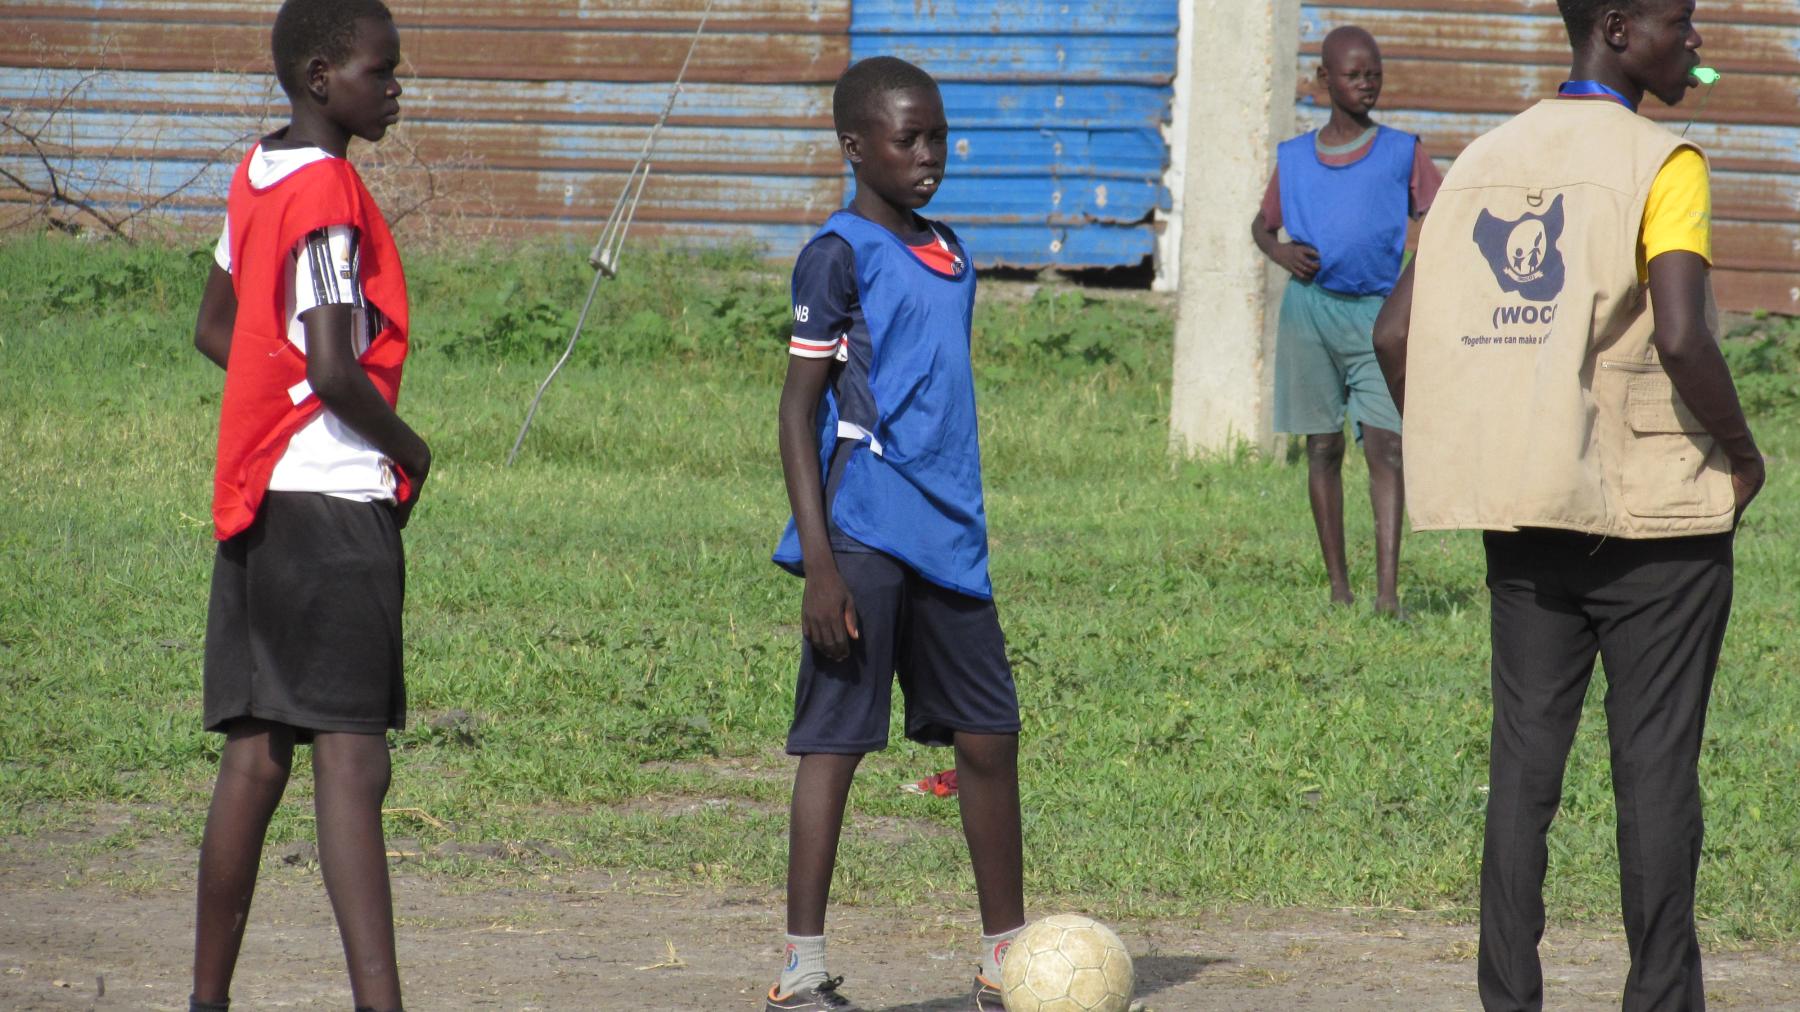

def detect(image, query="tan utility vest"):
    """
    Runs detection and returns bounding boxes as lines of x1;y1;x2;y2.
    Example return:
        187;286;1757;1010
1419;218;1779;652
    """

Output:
1404;99;1732;537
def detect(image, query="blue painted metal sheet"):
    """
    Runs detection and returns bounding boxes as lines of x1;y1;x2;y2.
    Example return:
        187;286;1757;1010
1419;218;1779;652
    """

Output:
945;128;1166;178
860;34;1176;84
851;0;1177;270
938;83;1171;130
925;176;1168;225
852;0;1178;35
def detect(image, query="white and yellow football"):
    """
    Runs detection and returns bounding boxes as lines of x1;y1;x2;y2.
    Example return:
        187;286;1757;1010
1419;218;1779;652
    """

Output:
1000;914;1134;1012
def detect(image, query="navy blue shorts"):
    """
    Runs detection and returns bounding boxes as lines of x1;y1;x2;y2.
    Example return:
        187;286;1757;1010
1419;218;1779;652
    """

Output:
787;551;1020;754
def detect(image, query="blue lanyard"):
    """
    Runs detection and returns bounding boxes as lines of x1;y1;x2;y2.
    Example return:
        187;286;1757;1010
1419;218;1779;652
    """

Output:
1558;79;1637;111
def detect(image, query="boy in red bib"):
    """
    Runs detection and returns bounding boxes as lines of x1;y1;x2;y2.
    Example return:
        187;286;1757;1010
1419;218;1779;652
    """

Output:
187;3;426;1010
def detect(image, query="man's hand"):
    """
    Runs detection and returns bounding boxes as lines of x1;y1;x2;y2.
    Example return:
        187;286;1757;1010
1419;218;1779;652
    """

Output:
1645;249;1762;530
1731;453;1765;525
801;564;859;662
1273;241;1321;281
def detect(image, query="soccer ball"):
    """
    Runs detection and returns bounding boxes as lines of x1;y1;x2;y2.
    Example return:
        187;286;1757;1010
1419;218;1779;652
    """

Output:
1000;914;1134;1012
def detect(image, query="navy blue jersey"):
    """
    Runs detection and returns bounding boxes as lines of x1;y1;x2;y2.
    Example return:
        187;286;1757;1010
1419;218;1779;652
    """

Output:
789;234;877;436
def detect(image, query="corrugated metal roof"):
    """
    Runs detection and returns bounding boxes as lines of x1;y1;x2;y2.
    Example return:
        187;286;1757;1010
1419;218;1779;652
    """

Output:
1296;1;1800;312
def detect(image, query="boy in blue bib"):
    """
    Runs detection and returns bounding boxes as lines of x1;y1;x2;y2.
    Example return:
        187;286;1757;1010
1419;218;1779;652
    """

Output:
1252;26;1442;616
767;56;1024;1012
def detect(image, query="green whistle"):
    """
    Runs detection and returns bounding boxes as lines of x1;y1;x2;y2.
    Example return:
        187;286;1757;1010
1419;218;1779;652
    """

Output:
1692;67;1720;85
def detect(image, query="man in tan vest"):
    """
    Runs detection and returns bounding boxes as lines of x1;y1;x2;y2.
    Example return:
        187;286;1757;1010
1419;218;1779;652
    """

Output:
1371;2;1763;1009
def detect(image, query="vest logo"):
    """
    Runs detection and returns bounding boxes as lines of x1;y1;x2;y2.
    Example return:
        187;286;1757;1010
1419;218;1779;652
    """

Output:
1473;194;1565;302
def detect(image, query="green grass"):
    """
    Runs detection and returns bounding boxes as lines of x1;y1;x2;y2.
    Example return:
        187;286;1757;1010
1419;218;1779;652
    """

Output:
2;235;1797;942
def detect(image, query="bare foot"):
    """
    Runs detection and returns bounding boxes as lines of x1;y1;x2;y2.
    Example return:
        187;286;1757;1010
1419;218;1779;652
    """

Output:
1330;588;1355;607
1374;596;1409;622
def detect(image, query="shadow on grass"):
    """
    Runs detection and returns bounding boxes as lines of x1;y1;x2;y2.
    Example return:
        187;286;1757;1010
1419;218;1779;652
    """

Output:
874;952;1230;1011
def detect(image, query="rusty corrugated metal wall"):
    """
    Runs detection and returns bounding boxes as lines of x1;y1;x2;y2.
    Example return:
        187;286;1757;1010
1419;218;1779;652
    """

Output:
0;0;849;252
1;0;1172;270
1294;1;1800;314
1;0;850;253
2;1;1792;308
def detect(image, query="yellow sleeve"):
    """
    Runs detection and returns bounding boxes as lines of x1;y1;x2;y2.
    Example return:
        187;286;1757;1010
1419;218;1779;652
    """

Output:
1636;147;1711;281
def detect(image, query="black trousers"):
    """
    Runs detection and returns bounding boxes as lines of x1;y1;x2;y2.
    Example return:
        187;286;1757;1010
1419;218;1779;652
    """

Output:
1478;529;1733;1012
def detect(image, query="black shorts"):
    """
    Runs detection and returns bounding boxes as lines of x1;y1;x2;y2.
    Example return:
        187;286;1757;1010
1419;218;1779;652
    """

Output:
787;550;1020;754
203;491;406;739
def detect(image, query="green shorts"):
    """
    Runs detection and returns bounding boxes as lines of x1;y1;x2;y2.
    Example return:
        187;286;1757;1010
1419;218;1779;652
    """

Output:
1272;278;1401;439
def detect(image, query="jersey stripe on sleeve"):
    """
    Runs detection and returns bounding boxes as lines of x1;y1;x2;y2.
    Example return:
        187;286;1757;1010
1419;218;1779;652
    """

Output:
344;229;383;333
304;229;344;306
789;333;843;359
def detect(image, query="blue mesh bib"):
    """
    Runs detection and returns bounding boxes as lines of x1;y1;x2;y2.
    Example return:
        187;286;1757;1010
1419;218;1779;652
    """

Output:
1277;125;1416;297
774;210;991;599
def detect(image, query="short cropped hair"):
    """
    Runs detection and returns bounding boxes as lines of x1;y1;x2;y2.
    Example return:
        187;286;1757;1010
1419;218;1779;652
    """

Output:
832;56;939;134
1556;0;1647;48
272;0;394;95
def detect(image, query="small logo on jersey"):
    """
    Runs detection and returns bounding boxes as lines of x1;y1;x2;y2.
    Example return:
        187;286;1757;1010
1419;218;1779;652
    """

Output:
1473;195;1565;302
795;305;810;323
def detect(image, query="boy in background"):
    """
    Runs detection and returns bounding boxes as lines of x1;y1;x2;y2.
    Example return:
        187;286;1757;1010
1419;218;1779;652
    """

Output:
1252;26;1440;615
188;2;426;1009
769;56;1026;1012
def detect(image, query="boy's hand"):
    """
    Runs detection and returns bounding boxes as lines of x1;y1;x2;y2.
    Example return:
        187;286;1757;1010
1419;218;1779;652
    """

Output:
392;446;431;530
801;565;860;662
1274;242;1321;281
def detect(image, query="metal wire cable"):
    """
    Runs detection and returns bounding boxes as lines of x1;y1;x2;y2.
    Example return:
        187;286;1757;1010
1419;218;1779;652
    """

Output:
505;0;714;466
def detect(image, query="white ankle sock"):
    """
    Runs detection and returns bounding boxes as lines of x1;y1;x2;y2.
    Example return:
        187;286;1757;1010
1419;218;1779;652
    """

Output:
980;926;1023;982
780;933;828;993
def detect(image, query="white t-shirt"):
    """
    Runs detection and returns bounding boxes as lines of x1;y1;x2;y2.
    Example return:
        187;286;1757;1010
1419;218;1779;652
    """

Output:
215;144;396;503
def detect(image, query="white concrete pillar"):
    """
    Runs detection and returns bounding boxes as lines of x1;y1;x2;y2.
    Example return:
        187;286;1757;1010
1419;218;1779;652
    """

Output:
1168;0;1301;456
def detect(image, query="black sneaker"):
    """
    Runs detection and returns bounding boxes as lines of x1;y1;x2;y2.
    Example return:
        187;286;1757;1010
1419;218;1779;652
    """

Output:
972;974;1005;1011
765;975;861;1011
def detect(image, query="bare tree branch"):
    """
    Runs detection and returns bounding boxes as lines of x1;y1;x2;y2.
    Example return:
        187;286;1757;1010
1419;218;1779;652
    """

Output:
0;121;130;239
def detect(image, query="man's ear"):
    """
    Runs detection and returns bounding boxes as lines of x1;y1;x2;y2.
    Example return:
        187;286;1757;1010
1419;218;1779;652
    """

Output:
1315;61;1328;85
1601;8;1631;51
304;55;331;102
839;130;862;165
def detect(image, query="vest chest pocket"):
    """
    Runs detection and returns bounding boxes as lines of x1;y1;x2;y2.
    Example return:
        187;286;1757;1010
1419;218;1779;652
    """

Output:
1612;368;1733;518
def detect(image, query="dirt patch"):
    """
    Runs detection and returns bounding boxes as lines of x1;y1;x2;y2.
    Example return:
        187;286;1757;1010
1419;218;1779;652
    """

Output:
637;751;793;785
1;818;1794;1011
